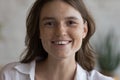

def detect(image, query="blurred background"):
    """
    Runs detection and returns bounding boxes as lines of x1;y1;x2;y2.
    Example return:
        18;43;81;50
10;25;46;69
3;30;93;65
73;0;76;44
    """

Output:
0;0;120;79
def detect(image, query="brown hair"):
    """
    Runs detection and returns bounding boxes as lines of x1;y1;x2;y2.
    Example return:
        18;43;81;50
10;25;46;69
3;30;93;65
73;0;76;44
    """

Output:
21;0;96;72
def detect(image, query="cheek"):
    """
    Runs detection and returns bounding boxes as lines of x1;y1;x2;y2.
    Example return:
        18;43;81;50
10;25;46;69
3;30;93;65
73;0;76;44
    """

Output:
40;28;52;40
71;29;84;49
40;28;53;51
75;34;83;47
72;28;84;40
40;32;50;53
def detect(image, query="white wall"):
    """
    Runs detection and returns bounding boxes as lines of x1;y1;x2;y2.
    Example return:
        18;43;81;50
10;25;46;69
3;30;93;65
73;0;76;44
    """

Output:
0;0;35;65
0;0;120;77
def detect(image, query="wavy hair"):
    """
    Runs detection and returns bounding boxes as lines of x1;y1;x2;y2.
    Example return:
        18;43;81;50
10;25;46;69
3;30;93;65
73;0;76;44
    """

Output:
21;0;96;72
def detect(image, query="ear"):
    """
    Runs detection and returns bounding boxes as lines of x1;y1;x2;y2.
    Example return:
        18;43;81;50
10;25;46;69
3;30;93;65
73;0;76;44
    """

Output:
82;21;88;39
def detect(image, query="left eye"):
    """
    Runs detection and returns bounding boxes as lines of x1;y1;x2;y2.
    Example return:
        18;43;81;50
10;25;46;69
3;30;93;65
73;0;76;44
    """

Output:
67;21;77;26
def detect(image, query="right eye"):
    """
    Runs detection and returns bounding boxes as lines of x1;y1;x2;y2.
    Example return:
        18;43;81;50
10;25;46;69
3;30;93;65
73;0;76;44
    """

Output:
43;21;55;27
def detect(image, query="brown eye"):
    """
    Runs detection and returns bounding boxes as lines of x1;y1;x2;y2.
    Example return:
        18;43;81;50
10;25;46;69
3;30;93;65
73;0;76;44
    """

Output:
44;21;55;27
67;20;77;27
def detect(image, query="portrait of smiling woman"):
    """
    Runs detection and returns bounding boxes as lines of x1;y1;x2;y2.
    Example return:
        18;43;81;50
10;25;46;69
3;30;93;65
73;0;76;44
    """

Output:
0;0;113;80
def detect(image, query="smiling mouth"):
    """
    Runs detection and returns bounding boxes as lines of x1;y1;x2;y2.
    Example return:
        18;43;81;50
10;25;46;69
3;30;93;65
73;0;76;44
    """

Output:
51;40;72;45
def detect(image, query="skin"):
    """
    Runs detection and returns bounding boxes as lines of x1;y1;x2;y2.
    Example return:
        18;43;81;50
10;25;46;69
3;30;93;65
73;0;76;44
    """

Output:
35;1;88;80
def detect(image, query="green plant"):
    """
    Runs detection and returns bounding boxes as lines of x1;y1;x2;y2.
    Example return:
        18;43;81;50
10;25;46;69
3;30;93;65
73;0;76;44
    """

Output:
95;32;120;76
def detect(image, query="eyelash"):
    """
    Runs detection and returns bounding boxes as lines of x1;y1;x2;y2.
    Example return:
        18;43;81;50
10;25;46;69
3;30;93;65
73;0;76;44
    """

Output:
44;21;55;27
67;20;77;26
68;21;75;24
43;20;77;27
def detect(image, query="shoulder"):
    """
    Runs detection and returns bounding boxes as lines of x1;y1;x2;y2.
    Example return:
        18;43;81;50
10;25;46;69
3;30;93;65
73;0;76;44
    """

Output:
0;62;20;80
76;64;114;80
0;61;35;80
89;70;114;80
0;62;20;73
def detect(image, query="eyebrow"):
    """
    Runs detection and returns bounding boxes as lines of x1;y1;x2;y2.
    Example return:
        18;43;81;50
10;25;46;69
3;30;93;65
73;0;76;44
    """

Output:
41;16;80;22
41;17;55;22
65;16;79;20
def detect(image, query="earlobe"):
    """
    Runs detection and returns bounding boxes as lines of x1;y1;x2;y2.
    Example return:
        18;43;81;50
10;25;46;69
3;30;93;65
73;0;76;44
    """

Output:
82;21;88;38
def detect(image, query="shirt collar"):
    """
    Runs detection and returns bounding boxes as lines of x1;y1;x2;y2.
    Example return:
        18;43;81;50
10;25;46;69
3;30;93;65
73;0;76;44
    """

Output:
14;61;35;80
14;61;88;80
74;63;88;80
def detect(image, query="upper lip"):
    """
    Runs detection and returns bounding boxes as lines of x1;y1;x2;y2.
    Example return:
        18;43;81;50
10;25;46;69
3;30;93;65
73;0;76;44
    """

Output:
51;40;72;43
51;40;72;42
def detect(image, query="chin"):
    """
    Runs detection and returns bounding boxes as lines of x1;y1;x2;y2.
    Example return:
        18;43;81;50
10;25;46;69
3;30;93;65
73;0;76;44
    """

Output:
50;52;75;60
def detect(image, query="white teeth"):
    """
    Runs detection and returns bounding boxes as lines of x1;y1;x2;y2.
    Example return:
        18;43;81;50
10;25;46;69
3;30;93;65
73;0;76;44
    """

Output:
53;41;70;45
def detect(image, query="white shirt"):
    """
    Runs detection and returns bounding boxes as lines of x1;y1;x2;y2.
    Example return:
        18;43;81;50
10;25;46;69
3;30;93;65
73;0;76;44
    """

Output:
0;61;113;80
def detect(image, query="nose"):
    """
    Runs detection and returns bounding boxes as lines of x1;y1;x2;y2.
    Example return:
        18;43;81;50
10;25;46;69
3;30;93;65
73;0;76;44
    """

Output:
54;23;67;37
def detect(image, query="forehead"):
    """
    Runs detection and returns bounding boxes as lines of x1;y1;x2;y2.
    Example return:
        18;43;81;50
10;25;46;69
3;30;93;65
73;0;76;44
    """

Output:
40;1;82;20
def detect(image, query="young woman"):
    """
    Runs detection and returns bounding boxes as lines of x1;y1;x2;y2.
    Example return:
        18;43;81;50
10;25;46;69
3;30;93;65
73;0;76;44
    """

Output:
0;0;113;80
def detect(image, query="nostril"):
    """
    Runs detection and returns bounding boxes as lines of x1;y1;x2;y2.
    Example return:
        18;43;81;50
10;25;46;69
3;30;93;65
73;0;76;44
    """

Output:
55;33;66;37
54;26;67;37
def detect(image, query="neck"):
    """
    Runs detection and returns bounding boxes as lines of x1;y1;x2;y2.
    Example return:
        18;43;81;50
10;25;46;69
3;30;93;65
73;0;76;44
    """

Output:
36;55;77;80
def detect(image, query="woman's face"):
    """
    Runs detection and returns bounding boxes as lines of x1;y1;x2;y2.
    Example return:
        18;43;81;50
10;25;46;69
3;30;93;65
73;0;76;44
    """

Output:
39;1;88;60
